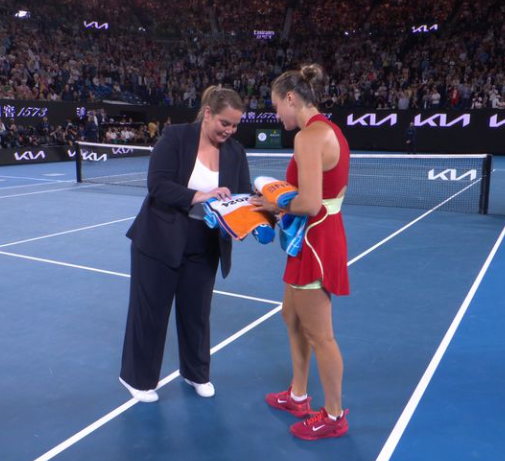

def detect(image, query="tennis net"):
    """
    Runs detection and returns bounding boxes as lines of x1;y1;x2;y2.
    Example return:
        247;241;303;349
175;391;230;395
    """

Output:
76;142;492;214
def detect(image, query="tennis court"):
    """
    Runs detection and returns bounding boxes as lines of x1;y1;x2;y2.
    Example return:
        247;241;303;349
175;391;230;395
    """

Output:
0;152;504;461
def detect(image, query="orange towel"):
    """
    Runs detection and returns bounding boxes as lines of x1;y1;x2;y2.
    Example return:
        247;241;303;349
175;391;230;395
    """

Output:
203;194;275;241
254;176;298;208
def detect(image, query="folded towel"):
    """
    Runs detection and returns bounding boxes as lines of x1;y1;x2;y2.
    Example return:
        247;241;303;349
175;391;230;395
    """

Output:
253;176;307;256
253;176;298;208
203;193;275;244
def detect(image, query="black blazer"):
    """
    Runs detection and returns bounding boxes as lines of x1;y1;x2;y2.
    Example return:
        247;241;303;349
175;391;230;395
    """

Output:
126;121;251;278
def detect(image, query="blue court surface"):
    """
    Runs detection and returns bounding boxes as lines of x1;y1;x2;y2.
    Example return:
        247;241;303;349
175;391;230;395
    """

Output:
0;154;504;461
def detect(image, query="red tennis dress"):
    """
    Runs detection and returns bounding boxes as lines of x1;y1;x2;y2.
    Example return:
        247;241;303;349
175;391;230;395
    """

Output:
283;114;350;296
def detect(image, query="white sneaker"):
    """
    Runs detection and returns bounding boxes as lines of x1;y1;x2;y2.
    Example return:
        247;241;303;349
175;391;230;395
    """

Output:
184;378;215;398
119;377;159;403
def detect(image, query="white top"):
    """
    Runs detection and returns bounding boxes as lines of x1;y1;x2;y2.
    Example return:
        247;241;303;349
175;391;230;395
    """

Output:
188;157;219;192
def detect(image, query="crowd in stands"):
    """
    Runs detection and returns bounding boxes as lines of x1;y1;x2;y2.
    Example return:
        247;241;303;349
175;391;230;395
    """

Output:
292;0;505;110
368;0;456;29
0;106;170;148
137;0;212;37
293;0;372;37
0;0;503;134
216;0;287;35
0;115;86;149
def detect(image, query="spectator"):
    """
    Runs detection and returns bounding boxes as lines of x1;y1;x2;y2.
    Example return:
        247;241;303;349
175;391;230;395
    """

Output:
146;119;156;139
61;84;74;101
430;89;441;108
0;0;502;150
249;96;259;110
405;122;417;154
50;125;66;145
0;118;7;146
84;115;99;142
398;91;410;110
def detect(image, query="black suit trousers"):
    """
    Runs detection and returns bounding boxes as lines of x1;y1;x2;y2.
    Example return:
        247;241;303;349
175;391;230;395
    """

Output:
120;219;220;390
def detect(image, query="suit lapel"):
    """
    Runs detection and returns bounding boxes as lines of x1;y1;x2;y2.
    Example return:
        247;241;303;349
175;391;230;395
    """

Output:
183;122;201;185
218;140;234;188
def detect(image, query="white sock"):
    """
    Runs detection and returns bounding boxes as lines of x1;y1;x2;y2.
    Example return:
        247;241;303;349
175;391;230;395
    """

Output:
290;391;308;402
328;410;344;421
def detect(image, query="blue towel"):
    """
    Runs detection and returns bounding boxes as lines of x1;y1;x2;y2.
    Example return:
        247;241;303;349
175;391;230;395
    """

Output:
202;202;232;240
252;224;276;244
278;213;308;257
276;190;298;208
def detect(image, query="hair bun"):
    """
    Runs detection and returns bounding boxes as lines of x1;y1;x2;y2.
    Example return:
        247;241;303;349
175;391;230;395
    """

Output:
300;64;327;104
300;64;324;84
272;63;328;107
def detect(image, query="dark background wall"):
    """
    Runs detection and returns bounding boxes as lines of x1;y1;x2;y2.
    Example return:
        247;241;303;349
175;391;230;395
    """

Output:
1;100;504;154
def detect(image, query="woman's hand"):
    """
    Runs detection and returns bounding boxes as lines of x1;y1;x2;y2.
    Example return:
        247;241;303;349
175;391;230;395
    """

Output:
249;195;283;214
192;187;232;204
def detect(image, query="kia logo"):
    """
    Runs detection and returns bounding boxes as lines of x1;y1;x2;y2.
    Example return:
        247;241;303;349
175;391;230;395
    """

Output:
347;114;398;126
83;21;109;30
81;151;108;162
112;147;134;155
489;115;505;128
14;150;46;161
414;114;471;127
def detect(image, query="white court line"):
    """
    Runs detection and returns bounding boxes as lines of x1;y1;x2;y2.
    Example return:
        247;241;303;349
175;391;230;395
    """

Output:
0;250;281;307
30;398;140;461
348;179;481;266
0;180;74;191
33;305;283;461
8;179;483;461
212;290;280;305
0;178;474;295
0;217;136;249
0;251;131;278
375;222;505;461
24;194;447;461
0;177;481;249
42;174;67;177
0;175;71;182
0;183;103;199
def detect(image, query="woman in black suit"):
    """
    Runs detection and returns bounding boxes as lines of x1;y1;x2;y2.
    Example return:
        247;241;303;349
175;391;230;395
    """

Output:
120;87;250;402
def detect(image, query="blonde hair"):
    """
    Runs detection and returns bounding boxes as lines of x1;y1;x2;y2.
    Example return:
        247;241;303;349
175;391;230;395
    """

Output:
197;86;245;120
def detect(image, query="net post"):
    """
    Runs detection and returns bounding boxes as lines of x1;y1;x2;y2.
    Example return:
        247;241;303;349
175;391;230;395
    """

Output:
75;141;82;183
479;154;492;215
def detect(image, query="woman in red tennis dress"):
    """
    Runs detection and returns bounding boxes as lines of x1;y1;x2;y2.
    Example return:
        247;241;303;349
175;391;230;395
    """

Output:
252;64;350;440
